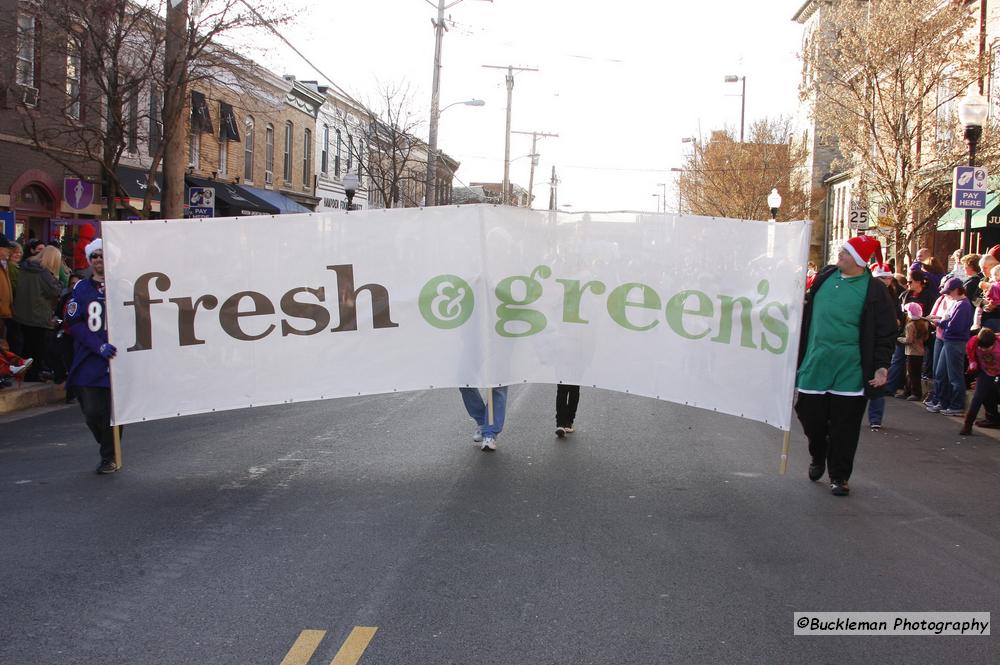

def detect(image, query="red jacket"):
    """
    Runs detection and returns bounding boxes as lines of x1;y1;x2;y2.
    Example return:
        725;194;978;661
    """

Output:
73;223;97;271
966;337;1000;376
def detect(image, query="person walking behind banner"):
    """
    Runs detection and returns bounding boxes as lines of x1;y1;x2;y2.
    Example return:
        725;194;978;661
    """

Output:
960;328;1000;436
460;386;508;452
899;302;930;401
66;240;120;474
795;236;897;496
555;384;580;438
927;277;973;416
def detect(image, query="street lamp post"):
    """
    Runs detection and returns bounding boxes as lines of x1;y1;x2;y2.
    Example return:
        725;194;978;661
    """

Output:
343;172;359;211
768;188;782;222
424;99;485;206
652;193;661;213
724;75;746;143
670;167;685;213
958;91;989;254
656;182;667;213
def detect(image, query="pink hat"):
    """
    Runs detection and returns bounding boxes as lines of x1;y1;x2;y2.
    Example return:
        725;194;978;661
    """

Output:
844;235;883;267
904;302;923;319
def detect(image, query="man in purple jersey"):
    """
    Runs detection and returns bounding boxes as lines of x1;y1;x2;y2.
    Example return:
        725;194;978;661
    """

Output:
65;239;120;474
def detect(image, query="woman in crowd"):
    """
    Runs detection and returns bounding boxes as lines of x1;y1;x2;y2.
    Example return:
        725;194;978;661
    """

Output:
927;277;973;416
12;245;61;381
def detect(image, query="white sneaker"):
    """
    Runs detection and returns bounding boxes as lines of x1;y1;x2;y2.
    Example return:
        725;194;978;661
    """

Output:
10;358;32;376
940;408;964;416
563;425;575;434
481;436;496;451
473;426;483;443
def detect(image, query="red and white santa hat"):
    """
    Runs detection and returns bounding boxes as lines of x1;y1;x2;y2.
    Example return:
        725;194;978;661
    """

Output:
871;263;894;278
843;235;883;268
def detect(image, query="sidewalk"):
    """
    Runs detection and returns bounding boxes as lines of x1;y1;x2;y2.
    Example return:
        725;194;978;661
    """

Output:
873;392;1000;442
0;382;67;416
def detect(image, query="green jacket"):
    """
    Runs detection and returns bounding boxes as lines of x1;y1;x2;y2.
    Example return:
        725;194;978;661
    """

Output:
13;260;61;328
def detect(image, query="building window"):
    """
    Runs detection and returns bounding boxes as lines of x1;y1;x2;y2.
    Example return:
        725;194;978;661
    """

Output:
935;77;954;145
347;135;354;173
244;116;255;183
66;38;81;119
283;121;293;183
149;85;162;156
335;129;342;177
303;128;312;186
189;132;200;171
321;124;330;174
219;140;228;175
16;14;35;88
127;86;139;152
265;124;275;184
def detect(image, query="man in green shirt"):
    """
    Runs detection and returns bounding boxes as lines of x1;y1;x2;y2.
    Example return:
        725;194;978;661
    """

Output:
795;235;897;496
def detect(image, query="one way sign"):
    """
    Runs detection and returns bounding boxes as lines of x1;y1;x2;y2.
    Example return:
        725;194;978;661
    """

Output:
953;165;989;209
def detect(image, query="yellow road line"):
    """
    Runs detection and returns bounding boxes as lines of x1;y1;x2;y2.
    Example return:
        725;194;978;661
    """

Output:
279;629;327;665
329;626;378;665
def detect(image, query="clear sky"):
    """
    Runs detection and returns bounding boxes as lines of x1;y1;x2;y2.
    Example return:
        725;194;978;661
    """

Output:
250;0;806;212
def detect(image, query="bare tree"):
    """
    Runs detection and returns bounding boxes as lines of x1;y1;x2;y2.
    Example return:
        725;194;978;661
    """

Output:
800;0;995;262
352;83;427;209
5;0;288;219
679;117;814;222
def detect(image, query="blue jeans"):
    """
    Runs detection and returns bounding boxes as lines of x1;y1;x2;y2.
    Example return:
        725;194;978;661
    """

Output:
933;339;967;411
867;343;906;425
460;386;508;439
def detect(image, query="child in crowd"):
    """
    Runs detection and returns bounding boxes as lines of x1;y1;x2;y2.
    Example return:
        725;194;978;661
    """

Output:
899;302;929;401
961;328;1000;435
0;338;32;388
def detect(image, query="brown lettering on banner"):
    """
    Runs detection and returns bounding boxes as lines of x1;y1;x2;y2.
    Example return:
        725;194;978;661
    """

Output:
326;265;399;332
219;291;277;341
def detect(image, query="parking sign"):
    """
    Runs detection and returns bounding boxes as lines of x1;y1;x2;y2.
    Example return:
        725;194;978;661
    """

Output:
953;166;988;209
188;187;215;218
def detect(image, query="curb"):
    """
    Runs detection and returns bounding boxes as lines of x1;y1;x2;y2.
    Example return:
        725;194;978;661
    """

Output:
0;383;67;416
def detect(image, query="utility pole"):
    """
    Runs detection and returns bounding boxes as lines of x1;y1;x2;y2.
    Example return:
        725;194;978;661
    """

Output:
425;0;491;207
163;0;189;219
512;130;557;209
548;165;559;211
483;64;537;205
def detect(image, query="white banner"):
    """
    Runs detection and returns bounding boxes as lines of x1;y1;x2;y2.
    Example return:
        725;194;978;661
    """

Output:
102;206;811;428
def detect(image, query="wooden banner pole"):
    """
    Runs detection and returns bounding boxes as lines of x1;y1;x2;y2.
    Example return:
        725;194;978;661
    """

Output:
486;387;494;427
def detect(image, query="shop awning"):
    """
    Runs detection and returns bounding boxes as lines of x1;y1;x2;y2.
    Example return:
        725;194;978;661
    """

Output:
115;165;162;201
184;176;279;216
937;191;1000;231
239;184;312;214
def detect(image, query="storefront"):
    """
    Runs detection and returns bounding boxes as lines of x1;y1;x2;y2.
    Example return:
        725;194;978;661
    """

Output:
936;191;1000;254
115;165;163;217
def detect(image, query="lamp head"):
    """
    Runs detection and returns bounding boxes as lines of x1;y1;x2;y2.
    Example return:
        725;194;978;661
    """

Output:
958;91;989;128
767;188;782;210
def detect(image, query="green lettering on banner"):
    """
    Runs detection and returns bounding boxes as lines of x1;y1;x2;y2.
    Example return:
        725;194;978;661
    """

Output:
606;283;661;331
495;265;551;337
665;290;713;340
556;278;607;324
419;275;475;330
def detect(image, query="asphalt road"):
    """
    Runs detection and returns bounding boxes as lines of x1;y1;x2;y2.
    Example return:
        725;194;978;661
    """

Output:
1;386;997;664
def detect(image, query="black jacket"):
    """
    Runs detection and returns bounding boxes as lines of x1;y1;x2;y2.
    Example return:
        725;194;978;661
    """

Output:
797;265;898;399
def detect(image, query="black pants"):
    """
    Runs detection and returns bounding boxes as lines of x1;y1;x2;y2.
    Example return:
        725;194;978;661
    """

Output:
968;370;1000;422
904;355;924;399
76;386;122;463
19;324;48;381
3;318;21;355
795;393;867;482
556;384;580;427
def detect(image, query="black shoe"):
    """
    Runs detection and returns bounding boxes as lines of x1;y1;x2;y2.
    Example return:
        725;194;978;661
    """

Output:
831;480;850;496
808;463;825;482
96;460;118;475
555;426;566;438
870;423;882;431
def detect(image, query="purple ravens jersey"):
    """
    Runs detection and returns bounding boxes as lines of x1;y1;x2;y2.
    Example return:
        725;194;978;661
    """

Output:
66;278;111;388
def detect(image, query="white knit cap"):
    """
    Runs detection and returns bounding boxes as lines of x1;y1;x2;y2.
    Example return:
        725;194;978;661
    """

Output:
84;238;103;264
